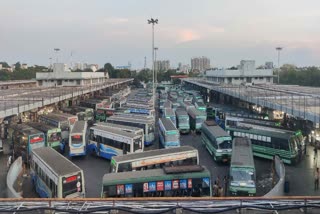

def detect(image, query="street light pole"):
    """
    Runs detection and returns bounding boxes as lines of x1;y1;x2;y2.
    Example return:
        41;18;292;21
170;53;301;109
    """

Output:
154;47;158;84
276;47;283;84
148;18;158;109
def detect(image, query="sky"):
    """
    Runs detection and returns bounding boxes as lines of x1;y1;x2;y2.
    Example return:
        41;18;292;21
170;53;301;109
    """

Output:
0;0;319;69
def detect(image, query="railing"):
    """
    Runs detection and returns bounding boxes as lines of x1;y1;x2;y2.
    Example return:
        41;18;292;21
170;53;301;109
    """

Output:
0;197;320;213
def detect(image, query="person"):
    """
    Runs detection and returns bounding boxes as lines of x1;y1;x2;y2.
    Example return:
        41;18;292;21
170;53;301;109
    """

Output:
223;176;228;196
7;155;12;170
218;186;224;197
315;167;320;190
60;139;65;154
213;181;219;196
314;145;318;161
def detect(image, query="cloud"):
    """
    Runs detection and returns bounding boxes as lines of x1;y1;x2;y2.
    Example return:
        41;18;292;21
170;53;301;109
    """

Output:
104;17;129;25
178;29;201;43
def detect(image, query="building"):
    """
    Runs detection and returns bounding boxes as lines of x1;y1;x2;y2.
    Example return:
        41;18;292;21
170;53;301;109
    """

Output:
36;63;108;87
265;62;274;69
21;64;28;69
178;63;190;74
191;57;210;72
205;60;274;85
155;60;170;71
73;62;83;70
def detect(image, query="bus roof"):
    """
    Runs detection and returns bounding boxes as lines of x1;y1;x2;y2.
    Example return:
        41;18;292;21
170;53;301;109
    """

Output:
40;114;68;122
94;122;143;133
175;108;188;117
112;146;197;163
91;125;140;139
159;118;176;132
227;126;294;139
26;122;60;133
32;147;82;176
163;100;172;109
103;165;210;186
202;121;229;138
9;123;44;135
187;107;206;118
107;115;154;124
164;108;175;116
71;121;87;134
231;137;254;168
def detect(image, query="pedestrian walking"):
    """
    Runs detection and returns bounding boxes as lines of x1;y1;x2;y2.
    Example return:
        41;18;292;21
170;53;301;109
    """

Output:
223;176;228;196
315;167;320;190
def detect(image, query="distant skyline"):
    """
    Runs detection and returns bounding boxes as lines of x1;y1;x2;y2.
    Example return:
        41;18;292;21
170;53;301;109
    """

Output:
0;0;319;69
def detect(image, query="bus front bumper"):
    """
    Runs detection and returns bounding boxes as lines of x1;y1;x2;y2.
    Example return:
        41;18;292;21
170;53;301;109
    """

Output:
229;186;256;197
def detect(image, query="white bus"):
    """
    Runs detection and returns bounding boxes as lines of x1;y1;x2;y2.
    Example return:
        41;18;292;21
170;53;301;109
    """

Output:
30;147;85;198
106;114;155;146
111;146;199;173
69;121;87;157
88;125;144;160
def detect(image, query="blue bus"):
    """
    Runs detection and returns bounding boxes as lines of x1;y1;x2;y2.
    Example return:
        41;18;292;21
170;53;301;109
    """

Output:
159;118;180;148
88;125;144;160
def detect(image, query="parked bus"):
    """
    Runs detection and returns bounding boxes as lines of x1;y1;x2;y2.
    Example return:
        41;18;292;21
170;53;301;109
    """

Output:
26;122;62;150
30;147;85;198
79;99;103;110
8;124;45;162
50;112;78;127
88;125;144;160
187;107;207;133
163;108;176;127
94;122;144;143
172;102;180;111
106;114;155;146
160;100;172;114
175;108;190;134
102;165;211;198
229;137;256;196
201;120;232;162
95;107;116;122
39;114;71;141
111;146;199;173
159;118;180;148
61;107;94;122
69;121;87;157
195;102;206;112
225;119;304;164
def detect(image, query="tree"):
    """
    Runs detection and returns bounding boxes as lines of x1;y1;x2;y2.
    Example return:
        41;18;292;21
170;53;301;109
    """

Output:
104;63;115;78
15;62;21;70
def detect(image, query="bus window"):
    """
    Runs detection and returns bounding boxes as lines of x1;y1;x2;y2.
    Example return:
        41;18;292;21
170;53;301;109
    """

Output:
118;162;131;172
134;139;142;151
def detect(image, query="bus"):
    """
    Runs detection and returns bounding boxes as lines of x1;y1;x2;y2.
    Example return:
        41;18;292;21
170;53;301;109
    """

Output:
39;114;71;141
79;99;104;110
163;108;176;127
110;146;199;173
106;114;155;146
102;165;211;198
195;102;206;112
94;122;144;143
30;147;85;198
201;120;232;162
229;137;256;196
160;100;172;114
88;125;144;160
182;101;194;111
61;107;94;122
159;118;180;148
225;119;304;164
172;102;181;111
175;108;190;134
187;107;207;133
69;121;87;157
95;107;116;122
8;124;45;162
26;122;62;150
50;112;78;127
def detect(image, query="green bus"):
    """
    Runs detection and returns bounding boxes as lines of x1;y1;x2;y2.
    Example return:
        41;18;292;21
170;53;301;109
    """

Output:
229;137;256;196
226;124;302;164
26;122;62;150
175;108;190;134
95;107;115;122
101;165;211;198
201;120;232;162
187;107;207;133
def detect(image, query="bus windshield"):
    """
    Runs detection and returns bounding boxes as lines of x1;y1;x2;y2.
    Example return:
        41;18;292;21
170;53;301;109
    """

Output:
71;135;83;145
289;137;298;152
166;133;179;142
48;132;61;143
230;168;255;183
179;117;189;124
217;137;232;149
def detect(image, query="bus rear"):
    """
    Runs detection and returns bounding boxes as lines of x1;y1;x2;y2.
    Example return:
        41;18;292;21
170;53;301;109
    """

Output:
61;172;85;198
69;121;87;157
229;137;256;196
